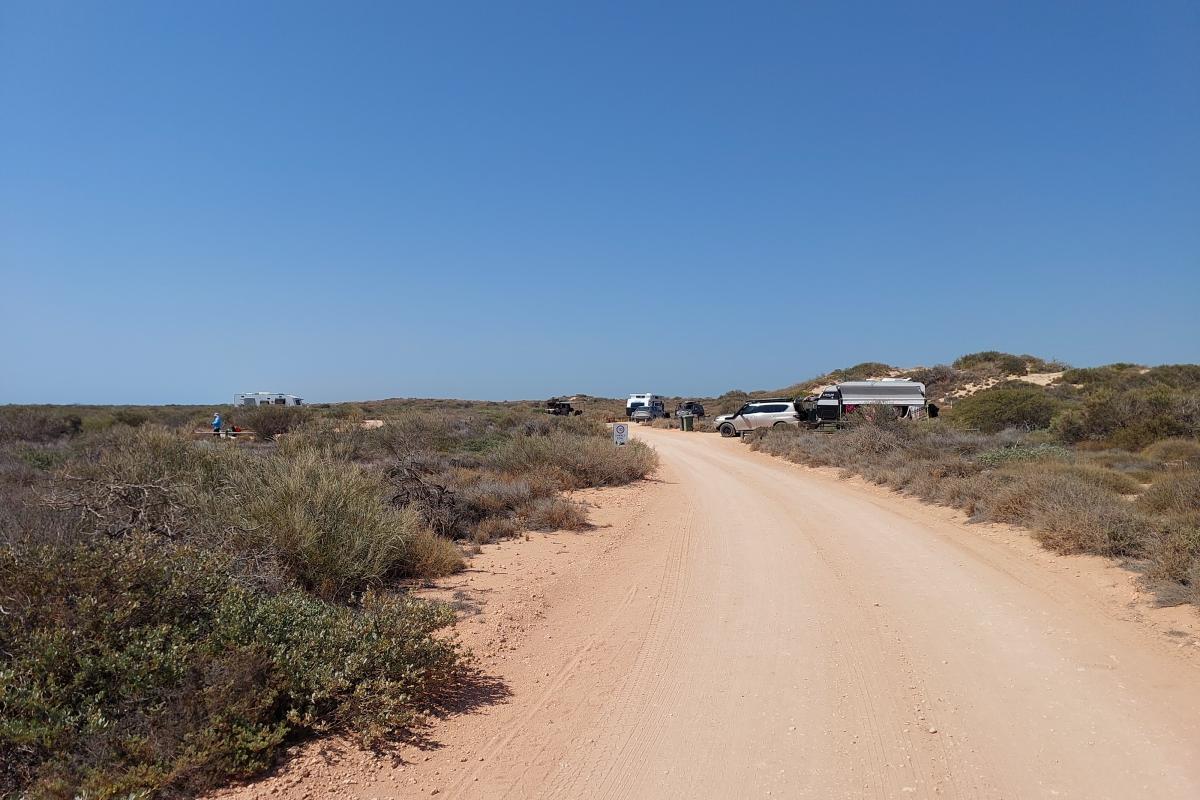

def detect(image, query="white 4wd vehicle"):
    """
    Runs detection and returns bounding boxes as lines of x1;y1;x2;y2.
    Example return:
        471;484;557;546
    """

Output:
713;399;801;437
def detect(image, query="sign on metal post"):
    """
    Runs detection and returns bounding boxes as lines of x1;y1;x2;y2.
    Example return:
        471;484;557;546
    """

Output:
613;422;629;446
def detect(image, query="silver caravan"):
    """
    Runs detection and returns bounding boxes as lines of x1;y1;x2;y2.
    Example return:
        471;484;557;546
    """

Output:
234;392;305;407
806;379;935;426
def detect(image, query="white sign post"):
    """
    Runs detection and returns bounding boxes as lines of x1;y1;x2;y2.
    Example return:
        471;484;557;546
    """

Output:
613;422;629;446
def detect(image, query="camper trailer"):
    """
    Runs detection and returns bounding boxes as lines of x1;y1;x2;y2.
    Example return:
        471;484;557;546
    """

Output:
234;392;305;407
802;380;935;427
626;393;666;418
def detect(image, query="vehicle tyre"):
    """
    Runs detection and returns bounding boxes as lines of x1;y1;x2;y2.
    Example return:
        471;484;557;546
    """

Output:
719;422;736;437
773;421;789;428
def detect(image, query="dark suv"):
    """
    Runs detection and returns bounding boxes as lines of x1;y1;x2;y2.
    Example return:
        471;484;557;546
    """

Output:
675;401;705;418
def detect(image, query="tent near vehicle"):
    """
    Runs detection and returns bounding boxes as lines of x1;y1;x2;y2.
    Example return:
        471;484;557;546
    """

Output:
805;379;936;425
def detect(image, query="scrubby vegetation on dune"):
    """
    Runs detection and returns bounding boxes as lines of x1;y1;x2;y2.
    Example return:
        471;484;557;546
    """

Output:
739;353;1199;605
0;402;656;798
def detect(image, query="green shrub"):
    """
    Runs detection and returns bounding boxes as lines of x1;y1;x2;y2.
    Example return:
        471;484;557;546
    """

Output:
976;443;1071;466
1060;363;1147;388
0;533;460;799
61;428;461;596
949;386;1062;433
905;364;958;393
235;449;461;597
0;402;663;798
953;351;1030;375
1058;387;1200;449
9;444;71;473
1048;408;1088;442
1061;363;1200;392
1021;355;1068;373
235;405;308;439
112;409;149;428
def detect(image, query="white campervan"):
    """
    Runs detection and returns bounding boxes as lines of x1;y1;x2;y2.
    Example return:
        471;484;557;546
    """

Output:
626;393;665;418
234;392;305;407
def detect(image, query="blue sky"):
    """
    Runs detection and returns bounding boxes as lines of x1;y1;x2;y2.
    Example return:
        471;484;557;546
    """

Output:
2;1;1197;404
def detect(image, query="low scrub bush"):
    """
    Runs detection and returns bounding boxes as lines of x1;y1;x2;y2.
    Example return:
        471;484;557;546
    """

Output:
235;405;308;439
976;443;1071;466
1137;471;1200;517
454;476;536;518
236;449;461;597
1;401;661;798
1053;387;1200;450
0;408;82;444
979;469;1148;556
1142;437;1200;465
473;515;522;544
62;428;461;598
952;351;1030;376
905;364;958;395
488;431;657;489
521;496;589;531
0;533;459;799
1017;462;1143;495
948;385;1062;433
1145;517;1200;590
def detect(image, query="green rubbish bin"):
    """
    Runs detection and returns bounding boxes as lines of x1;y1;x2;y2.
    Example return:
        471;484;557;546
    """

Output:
680;414;695;432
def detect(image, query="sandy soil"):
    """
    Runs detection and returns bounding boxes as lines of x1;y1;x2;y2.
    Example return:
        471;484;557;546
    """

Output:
1018;371;1064;386
213;426;1200;799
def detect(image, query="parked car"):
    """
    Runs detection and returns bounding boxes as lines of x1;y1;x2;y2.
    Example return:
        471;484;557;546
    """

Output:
545;398;582;416
627;393;666;418
675;401;706;418
712;399;801;437
631;402;667;423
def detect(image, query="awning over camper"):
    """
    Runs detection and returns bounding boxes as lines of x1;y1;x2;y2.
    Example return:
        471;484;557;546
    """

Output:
836;380;926;406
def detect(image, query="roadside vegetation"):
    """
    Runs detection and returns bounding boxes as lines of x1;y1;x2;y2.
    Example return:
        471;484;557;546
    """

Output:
0;402;655;798
747;354;1200;606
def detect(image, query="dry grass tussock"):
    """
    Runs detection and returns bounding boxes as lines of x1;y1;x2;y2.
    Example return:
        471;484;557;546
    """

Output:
487;429;658;490
751;420;1200;603
522;496;590;531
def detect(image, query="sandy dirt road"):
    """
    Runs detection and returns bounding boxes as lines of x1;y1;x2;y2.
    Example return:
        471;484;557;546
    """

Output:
219;425;1200;800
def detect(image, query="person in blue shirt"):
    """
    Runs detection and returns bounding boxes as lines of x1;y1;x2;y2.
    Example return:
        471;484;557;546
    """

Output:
212;412;222;436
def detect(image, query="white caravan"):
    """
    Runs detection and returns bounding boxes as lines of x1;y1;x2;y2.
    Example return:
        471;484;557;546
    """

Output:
234;392;305;407
626;393;665;418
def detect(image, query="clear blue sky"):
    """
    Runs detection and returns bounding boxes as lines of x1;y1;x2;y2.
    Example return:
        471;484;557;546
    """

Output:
2;1;1197;404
